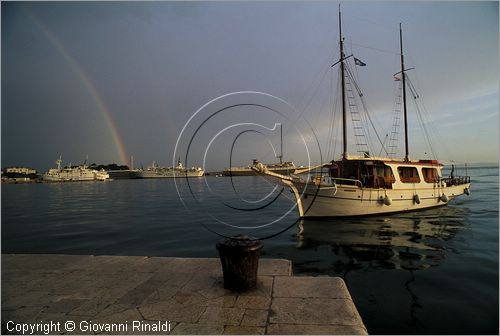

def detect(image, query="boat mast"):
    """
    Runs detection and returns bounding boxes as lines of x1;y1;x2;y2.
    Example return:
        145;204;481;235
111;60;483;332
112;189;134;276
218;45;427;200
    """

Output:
400;23;409;162
56;155;62;170
279;123;283;164
339;6;348;159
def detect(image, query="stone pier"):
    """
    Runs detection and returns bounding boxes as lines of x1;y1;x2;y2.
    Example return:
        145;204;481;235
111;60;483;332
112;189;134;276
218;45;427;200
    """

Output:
2;254;366;335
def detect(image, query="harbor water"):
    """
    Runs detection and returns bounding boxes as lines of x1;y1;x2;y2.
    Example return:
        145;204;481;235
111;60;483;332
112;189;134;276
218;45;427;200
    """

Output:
2;165;498;334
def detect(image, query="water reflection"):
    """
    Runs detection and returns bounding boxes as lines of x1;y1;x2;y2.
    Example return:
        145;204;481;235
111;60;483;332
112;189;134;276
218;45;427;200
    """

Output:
293;206;471;329
295;205;470;272
404;271;421;328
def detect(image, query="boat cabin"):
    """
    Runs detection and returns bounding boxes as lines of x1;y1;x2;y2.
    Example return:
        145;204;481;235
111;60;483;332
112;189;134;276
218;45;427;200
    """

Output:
326;157;444;189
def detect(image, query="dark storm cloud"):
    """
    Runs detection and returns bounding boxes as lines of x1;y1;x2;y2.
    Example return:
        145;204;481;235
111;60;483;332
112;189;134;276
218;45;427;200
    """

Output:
2;2;498;172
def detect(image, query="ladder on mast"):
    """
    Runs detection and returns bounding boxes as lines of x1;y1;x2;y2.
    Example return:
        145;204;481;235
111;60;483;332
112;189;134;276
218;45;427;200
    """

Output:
388;81;403;157
345;75;370;155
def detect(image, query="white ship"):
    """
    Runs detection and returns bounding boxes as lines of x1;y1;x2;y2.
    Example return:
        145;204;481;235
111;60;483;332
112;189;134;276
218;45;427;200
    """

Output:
223;160;296;176
252;10;470;217
43;156;109;182
138;160;204;178
223;125;296;176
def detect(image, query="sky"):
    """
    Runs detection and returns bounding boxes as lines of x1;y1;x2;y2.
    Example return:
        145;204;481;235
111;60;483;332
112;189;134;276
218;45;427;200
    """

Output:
2;1;498;172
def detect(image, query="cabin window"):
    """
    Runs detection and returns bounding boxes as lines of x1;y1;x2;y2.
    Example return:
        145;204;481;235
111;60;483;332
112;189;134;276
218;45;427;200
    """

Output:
397;166;421;183
422;167;438;183
383;166;395;180
383;166;396;185
358;162;395;188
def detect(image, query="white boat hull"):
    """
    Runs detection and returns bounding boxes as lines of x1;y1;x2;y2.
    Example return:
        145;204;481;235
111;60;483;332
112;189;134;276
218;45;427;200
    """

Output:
42;157;110;182
43;175;95;182
138;170;204;178
297;182;470;217
138;160;204;178
43;168;109;182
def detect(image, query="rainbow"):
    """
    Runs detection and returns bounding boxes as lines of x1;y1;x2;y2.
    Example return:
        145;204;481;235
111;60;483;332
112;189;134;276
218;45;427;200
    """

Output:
28;10;129;165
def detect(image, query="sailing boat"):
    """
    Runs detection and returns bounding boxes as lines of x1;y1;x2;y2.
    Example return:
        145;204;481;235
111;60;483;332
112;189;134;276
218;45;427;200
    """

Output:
252;9;471;217
223;123;296;176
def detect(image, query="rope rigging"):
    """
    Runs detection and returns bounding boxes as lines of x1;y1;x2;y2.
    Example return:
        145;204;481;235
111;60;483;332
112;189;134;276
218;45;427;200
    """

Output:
263;14;444;167
326;67;341;160
406;75;437;160
343;63;372;155
349;41;401;56
407;68;454;160
343;59;389;157
388;80;403;157
386;71;441;161
255;42;338;165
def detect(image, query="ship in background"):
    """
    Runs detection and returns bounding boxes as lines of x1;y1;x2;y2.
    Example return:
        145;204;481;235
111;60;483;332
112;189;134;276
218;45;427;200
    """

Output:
43;156;109;182
223;159;296;176
223;124;296;176
105;156;140;179
137;160;204;178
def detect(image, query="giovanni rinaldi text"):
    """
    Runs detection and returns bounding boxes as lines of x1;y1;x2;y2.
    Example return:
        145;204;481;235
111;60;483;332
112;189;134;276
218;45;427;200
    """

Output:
6;320;172;334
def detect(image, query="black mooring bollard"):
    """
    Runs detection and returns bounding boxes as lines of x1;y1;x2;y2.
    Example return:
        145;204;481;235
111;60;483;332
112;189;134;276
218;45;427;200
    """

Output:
216;235;263;291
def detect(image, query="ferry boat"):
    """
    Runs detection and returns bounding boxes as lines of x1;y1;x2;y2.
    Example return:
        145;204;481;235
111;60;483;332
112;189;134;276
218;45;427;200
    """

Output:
223;124;296;176
223;160;296;176
106;170;140;179
138;160;204;178
43;156;109;182
252;10;470;217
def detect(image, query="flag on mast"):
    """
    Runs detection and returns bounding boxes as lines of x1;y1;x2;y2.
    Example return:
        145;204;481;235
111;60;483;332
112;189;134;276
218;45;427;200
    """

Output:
354;57;366;66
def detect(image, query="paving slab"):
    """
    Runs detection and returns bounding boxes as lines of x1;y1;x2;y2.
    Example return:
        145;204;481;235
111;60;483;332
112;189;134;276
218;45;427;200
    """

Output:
267;323;368;335
273;276;352;299
240;309;268;327
198;306;246;326
269;297;363;326
224;325;266;335
171;322;224;335
235;296;271;310
2;254;366;335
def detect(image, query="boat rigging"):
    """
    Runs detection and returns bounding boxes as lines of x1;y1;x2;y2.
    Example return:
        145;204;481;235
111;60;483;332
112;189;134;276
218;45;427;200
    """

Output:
251;7;471;217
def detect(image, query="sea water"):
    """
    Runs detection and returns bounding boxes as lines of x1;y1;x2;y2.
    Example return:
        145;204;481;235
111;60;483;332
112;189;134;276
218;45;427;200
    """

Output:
2;165;498;334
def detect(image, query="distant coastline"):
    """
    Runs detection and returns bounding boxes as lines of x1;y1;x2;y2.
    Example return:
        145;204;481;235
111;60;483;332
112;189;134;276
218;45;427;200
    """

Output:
459;162;498;168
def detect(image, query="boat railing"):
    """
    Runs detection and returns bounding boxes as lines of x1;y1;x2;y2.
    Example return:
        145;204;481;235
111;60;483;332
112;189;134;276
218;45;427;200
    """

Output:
441;176;471;187
309;175;363;188
331;177;363;188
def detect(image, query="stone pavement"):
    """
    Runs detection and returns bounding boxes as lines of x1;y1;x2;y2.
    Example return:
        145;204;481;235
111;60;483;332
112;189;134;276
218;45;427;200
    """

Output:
2;254;367;335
